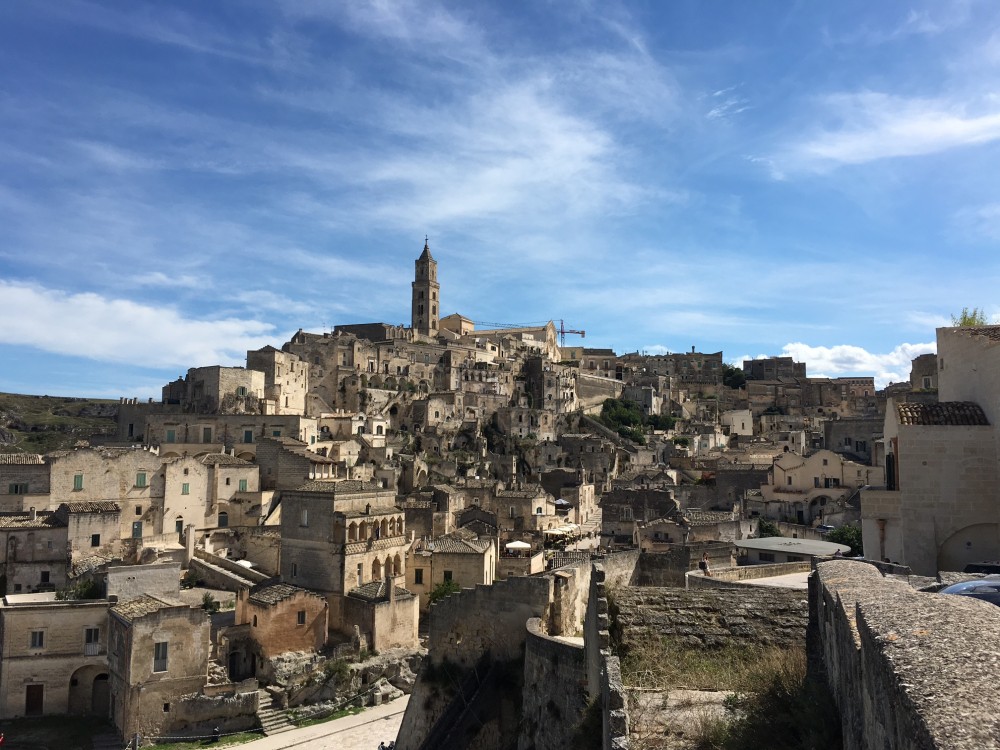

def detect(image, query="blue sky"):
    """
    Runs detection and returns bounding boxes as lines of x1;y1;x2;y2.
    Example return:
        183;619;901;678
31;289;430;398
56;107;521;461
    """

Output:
2;0;998;398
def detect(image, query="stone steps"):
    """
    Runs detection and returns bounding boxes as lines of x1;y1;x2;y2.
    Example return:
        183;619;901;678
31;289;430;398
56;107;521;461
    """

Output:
257;690;296;736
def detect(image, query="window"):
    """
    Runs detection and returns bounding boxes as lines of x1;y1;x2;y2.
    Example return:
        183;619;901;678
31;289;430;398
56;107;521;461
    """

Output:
31;631;44;648
758;552;775;562
357;563;363;584
202;427;212;443
85;627;100;655
291;563;298;578
236;386;247;397
163;703;171;713
153;641;168;672
165;429;176;443
136;472;147;488
443;570;453;582
814;477;820;488
91;534;101;547
8;483;27;494
40;571;49;584
183;468;189;476
822;459;828;466
300;508;309;527
252;615;258;627
297;611;306;625
218;512;228;528
135;505;142;516
181;483;190;495
238;478;248;492
272;430;281;437
225;477;231;486
787;476;792;486
509;506;515;519
244;429;253;443
536;507;543;515
414;569;424;585
73;474;84;491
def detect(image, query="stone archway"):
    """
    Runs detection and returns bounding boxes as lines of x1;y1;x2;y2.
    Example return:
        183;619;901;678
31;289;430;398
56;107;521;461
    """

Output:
68;665;109;716
938;523;1000;573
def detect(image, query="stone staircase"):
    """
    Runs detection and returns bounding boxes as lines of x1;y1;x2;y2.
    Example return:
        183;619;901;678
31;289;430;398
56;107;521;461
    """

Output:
91;728;125;750
256;689;296;736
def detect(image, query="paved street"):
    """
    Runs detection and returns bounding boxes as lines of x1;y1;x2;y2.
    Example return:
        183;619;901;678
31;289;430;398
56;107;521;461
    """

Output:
236;696;408;750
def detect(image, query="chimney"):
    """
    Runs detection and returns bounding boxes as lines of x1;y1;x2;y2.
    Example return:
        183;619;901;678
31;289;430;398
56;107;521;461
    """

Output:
29;507;37;522
691;346;696;354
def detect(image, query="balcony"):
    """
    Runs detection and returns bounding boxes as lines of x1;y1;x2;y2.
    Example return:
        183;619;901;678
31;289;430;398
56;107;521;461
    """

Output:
84;642;101;656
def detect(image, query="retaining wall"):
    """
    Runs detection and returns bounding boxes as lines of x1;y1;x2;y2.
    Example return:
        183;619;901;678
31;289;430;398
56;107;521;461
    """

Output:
519;618;588;750
810;559;1000;749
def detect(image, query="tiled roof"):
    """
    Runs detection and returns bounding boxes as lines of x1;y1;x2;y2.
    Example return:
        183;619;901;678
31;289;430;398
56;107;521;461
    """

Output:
343;505;401;518
111;594;186;622
402;499;433;509
954;325;1000;342
0;453;45;465
428;535;492;555
58;501;121;514
248;582;310;607
0;512;64;530
498;484;546;499
200;454;252;466
896;402;989;426
295;479;385;493
348;580;413;602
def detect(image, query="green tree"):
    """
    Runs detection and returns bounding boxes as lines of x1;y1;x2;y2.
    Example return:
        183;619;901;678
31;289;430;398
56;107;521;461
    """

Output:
428;579;461;605
722;364;746;390
952;307;991;326
825;524;863;556
756;519;781;538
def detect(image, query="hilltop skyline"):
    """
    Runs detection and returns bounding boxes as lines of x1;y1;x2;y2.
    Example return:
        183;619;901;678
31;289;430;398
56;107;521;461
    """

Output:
4;1;999;398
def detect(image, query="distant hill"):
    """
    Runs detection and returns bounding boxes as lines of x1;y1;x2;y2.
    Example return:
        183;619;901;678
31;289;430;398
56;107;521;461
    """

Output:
0;393;119;455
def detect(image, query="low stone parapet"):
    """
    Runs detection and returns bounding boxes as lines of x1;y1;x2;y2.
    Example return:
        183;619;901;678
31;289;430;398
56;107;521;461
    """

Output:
811;559;1000;749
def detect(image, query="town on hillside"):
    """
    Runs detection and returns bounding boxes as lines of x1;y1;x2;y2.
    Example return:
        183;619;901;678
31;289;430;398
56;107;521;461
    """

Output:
0;242;998;749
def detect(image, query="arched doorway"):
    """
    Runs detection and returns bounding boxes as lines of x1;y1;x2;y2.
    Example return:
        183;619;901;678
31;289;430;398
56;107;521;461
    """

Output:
68;665;110;716
938;523;1000;573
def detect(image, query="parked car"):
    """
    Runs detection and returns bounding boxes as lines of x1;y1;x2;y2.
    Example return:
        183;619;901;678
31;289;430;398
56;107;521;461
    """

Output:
815;525;836;534
939;576;1000;606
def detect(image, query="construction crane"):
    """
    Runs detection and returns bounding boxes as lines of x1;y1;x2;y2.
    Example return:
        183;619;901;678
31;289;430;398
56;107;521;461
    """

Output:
557;319;585;348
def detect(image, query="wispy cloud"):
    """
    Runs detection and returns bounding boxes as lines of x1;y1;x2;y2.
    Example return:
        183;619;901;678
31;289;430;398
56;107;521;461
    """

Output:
0;281;275;369
954;202;1000;241
774;92;1000;170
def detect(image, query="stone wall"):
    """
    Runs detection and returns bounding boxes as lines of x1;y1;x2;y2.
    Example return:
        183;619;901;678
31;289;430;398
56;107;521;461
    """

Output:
106;562;181;601
519;618;588;750
686;561;811;589
583;563;628;750
194;549;269;584
810;559;1000;749
612;586;808;650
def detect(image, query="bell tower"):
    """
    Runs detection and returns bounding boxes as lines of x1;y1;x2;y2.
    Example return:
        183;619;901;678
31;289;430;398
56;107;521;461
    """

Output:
411;237;440;337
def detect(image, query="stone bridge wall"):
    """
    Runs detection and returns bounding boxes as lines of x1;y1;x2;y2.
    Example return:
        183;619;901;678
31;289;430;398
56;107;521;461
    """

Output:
810;559;1000;749
519;618;588;750
584;563;629;750
685;561;812;589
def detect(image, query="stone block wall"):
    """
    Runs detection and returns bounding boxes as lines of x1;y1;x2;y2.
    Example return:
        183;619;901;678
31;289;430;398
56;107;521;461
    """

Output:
518;617;588;750
811;559;1000;749
583;563;629;750
686;561;811;589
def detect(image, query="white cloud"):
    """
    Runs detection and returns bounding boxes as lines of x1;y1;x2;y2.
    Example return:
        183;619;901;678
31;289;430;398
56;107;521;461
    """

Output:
0;281;275;369
777;92;1000;171
779;341;936;387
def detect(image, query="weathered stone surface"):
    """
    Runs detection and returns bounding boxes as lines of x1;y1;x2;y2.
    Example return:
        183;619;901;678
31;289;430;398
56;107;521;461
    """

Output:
613;586;808;651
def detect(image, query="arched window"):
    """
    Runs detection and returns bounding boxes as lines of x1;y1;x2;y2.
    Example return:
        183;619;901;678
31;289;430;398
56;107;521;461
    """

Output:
218;512;229;528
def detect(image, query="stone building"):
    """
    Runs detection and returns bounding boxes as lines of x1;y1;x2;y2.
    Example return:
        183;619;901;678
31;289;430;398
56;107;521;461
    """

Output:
278;480;418;650
0;593;111;718
107;594;211;740
0;454;49;512
406;532;496;611
255;436;336;491
226;581;328;681
412;239;440;338
743;355;807;381
246;346;309;416
162;366;265;414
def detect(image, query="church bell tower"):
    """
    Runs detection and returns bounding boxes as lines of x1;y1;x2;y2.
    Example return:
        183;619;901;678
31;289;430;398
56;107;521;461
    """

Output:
411;237;440;337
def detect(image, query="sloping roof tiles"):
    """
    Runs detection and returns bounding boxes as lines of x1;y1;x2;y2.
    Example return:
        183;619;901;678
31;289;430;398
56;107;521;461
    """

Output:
248;582;310;607
111;594;186;622
896;402;989;426
0;453;45;465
